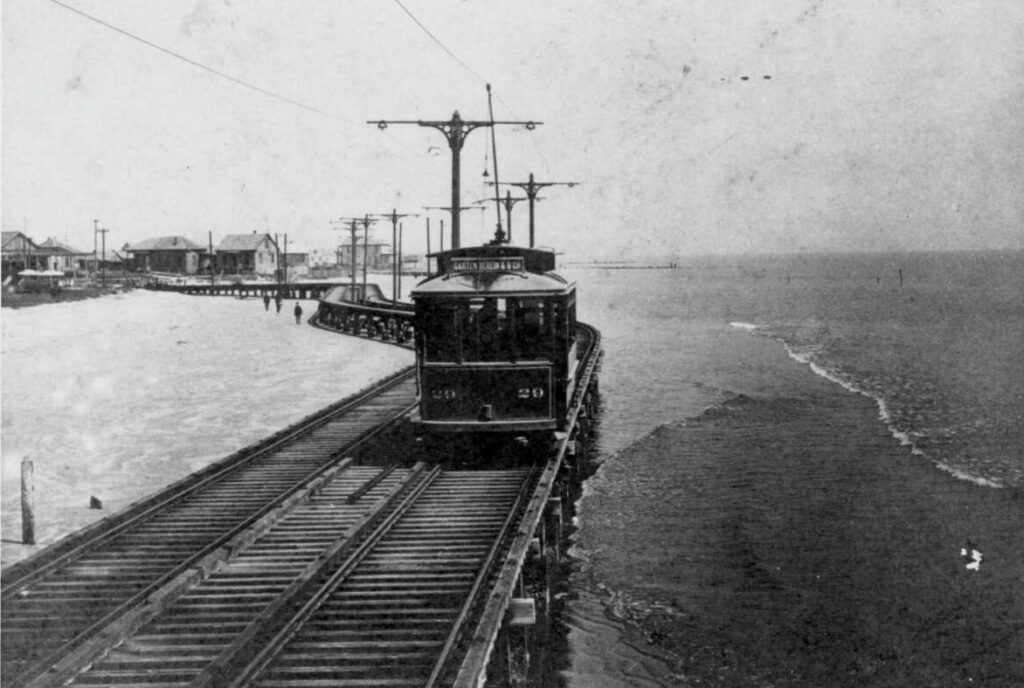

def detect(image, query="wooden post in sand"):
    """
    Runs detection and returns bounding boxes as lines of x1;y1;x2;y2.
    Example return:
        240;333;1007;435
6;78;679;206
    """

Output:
21;457;35;545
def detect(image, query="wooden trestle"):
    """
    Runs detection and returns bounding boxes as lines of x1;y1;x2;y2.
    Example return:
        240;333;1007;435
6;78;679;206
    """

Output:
1;290;602;688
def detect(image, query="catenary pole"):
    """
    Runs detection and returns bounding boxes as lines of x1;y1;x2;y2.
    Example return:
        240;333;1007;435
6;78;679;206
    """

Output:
369;96;538;250
488;173;579;247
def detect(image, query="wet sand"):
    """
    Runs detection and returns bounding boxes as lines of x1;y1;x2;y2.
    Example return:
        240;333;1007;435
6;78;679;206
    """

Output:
572;382;1023;686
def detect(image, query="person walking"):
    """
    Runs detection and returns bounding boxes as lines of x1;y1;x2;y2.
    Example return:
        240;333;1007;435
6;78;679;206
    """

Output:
294;302;303;324
263;293;271;310
275;294;282;314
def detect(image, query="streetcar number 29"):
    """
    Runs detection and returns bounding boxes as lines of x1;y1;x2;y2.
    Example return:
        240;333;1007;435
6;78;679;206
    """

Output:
517;387;545;399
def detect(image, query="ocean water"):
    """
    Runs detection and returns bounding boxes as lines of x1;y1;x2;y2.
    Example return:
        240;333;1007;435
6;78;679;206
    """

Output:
1;253;1022;686
561;251;1024;686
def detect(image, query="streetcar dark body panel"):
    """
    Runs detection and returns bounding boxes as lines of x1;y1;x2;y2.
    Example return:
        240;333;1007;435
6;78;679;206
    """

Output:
412;244;578;434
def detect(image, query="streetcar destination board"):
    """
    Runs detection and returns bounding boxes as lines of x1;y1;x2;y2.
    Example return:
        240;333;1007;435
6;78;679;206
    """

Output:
450;257;525;273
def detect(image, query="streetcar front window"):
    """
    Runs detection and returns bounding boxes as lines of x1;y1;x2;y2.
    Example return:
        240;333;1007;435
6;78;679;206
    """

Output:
461;297;513;362
422;303;461;361
421;296;564;363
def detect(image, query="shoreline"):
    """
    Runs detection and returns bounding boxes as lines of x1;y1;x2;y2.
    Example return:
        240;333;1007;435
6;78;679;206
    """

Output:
1;286;126;309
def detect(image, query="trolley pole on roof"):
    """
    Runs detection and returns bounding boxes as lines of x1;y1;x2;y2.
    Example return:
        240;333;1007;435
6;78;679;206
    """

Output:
476;193;529;244
369;99;539;250
488;173;579;247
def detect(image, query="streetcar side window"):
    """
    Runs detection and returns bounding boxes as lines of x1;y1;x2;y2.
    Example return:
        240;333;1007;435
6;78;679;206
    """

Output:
422;302;461;361
514;298;553;359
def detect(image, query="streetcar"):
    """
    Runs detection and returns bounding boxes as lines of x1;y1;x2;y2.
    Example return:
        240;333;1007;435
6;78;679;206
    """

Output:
411;242;578;435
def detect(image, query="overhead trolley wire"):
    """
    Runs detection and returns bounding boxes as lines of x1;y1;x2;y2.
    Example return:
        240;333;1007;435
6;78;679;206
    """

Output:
388;0;553;175
48;0;354;126
390;0;489;86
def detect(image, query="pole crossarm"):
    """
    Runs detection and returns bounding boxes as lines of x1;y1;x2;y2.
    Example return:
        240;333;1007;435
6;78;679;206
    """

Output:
486;173;579;248
368;116;539;151
369;105;540;249
422;205;482;214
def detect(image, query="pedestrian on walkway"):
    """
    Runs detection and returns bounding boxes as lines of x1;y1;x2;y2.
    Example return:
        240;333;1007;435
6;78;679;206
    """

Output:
263;293;271;310
275;294;282;314
294;302;303;324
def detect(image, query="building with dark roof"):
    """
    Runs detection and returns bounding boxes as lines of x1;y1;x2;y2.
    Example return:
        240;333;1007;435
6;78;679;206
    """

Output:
1;231;46;279
215;233;279;277
37;238;91;273
124;236;206;275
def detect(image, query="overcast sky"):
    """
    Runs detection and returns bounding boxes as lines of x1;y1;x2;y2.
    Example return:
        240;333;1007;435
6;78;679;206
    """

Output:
3;0;1022;260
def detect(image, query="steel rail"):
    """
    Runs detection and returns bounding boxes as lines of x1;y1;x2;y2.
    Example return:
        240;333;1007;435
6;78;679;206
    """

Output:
452;321;602;687
1;365;415;597
218;464;442;688
205;464;440;688
1;371;417;688
424;466;539;688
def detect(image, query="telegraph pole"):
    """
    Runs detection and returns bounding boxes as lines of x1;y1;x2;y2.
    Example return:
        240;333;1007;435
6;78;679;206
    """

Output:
208;232;215;286
372;210;418;302
330;218;361;295
488;173;578;247
98;227;109;286
361;218;369;299
358;215;379;301
423;205;484;251
92;219;99;279
369;95;539;250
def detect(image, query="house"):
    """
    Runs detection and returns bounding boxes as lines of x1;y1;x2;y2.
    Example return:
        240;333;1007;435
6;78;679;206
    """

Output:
124;236;206;275
281;242;310;280
338;242;390;270
215;233;279;277
1;231;46;280
37;238;91;273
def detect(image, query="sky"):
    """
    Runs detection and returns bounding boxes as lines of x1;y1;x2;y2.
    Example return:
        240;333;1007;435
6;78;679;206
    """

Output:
3;0;1022;261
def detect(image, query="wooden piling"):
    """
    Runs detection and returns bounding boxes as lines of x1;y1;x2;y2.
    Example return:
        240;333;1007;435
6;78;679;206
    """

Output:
21;457;35;545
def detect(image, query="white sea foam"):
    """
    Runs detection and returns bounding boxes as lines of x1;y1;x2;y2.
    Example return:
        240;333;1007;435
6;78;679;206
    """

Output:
753;333;1005;490
728;321;759;331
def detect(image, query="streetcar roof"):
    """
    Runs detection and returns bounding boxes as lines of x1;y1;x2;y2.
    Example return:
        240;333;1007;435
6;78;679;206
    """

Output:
429;245;558;274
412;270;574;298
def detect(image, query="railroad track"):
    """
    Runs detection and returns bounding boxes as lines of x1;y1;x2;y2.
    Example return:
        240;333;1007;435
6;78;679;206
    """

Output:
51;466;534;688
3;315;603;688
1;370;417;688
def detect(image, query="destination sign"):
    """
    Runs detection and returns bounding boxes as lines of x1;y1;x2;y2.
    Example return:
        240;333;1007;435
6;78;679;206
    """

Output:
450;257;525;273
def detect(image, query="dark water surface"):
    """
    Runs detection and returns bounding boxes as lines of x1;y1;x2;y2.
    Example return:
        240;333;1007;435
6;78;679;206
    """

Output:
562;252;1024;686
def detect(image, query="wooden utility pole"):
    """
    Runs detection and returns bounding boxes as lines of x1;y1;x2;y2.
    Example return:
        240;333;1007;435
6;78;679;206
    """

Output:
208;232;215;286
423;205;484;251
372;210;418;302
21;457;34;545
369;92;539;250
398;222;404;300
332;218;367;297
488;173;578;247
92;219;99;278
98;228;109;286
